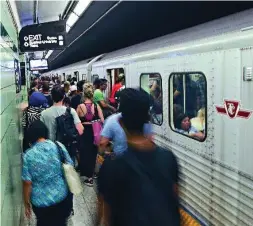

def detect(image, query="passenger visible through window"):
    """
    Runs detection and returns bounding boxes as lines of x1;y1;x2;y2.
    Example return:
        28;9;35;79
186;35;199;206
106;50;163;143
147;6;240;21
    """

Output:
170;72;207;141
140;73;163;125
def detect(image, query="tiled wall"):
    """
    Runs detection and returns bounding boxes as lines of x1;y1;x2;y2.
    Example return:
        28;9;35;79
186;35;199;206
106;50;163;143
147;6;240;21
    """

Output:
1;1;26;225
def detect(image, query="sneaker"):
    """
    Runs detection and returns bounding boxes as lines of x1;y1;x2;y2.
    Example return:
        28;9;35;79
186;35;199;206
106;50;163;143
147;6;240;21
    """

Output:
83;179;93;187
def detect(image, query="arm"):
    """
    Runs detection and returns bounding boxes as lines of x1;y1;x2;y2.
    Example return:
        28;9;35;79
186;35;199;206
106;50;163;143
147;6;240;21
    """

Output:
22;155;32;218
71;108;84;135
173;90;181;99
99;121;113;151
99;100;116;112
100;137;110;153
97;105;104;123
23;181;32;218
190;132;205;141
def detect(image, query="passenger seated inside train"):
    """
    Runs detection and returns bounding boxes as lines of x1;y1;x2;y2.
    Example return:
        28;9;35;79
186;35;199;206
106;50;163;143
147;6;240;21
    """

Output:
175;113;205;141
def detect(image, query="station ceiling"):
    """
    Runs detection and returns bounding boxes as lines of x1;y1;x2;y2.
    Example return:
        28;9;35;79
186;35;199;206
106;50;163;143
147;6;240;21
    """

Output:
16;1;253;71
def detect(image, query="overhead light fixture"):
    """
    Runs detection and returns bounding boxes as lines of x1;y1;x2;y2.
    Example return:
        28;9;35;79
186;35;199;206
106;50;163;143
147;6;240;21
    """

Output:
73;0;92;16
45;50;53;59
66;12;79;28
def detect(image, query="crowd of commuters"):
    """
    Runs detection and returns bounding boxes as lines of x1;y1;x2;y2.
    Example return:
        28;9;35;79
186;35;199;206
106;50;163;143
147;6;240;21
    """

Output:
22;75;180;226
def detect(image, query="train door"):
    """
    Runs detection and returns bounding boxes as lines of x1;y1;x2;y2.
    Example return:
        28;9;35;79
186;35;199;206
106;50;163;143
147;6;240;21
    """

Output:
74;71;79;82
106;67;125;100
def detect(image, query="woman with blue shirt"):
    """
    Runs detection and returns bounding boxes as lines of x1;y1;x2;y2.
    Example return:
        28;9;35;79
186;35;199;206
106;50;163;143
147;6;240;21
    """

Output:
22;120;73;226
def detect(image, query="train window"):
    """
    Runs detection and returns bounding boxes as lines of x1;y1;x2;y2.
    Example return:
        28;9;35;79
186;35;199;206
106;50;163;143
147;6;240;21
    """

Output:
140;73;163;125
169;72;207;142
82;74;87;81
92;74;99;83
74;71;79;81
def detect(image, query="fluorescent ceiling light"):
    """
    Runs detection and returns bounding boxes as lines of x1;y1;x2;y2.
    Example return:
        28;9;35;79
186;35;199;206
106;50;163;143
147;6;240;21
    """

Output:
45;50;53;59
73;0;92;16
66;12;79;27
66;25;71;33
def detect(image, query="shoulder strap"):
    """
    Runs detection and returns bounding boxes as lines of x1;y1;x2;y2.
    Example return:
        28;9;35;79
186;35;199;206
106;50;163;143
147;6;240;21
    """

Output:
55;141;65;163
66;107;71;114
94;104;99;118
80;104;86;115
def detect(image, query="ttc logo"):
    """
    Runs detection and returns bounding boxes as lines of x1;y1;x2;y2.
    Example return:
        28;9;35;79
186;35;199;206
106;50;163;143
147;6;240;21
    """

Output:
215;100;252;119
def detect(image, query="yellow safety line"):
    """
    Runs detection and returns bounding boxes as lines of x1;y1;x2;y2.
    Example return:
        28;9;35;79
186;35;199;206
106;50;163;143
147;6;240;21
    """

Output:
180;208;201;226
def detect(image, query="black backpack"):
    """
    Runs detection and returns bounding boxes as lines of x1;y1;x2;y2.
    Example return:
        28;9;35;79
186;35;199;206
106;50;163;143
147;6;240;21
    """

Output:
55;107;79;145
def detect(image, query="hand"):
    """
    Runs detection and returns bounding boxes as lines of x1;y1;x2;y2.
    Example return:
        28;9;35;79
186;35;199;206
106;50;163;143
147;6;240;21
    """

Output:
111;107;117;112
25;203;31;219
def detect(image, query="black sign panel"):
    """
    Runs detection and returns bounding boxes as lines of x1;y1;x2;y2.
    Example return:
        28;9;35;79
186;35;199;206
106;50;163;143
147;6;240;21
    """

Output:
19;20;66;52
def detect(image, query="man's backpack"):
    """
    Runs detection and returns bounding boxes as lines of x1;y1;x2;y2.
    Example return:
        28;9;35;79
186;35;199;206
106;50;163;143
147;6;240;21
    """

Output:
55;107;79;145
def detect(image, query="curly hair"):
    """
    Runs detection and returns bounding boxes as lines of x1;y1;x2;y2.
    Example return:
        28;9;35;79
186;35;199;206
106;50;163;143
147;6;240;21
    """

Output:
83;83;94;100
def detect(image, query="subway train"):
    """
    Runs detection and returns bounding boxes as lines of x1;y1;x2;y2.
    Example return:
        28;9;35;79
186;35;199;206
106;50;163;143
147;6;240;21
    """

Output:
44;9;253;226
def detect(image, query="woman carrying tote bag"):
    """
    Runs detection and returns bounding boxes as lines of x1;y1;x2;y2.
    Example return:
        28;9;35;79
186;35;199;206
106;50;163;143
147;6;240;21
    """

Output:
76;83;104;187
22;120;73;226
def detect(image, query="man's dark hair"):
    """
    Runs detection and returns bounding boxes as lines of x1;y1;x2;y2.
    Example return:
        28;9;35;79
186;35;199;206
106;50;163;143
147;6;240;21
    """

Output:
42;82;50;92
30;81;38;89
100;78;107;84
51;85;65;103
27;120;48;144
174;113;187;130
119;88;150;134
93;78;101;89
63;96;71;106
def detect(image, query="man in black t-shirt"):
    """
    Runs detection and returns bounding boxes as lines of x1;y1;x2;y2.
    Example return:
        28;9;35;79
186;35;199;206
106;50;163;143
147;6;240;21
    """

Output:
97;88;180;226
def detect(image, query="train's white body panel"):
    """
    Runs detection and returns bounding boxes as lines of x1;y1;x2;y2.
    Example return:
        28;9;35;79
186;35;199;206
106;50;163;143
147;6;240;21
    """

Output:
44;9;253;225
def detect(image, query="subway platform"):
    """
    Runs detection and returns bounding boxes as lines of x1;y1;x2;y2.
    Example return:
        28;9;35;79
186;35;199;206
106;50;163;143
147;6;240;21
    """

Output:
22;182;98;226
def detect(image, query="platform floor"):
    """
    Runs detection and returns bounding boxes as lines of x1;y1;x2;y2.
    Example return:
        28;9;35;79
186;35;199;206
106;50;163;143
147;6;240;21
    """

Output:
23;181;98;226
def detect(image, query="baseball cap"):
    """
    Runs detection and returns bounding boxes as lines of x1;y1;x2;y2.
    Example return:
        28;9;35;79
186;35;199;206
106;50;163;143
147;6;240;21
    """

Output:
70;85;77;92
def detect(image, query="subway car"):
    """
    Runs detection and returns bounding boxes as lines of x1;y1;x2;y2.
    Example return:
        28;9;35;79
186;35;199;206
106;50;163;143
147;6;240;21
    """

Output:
44;9;253;226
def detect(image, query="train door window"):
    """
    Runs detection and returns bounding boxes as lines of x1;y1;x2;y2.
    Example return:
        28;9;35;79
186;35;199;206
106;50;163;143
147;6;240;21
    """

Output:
140;73;163;125
92;74;99;83
82;74;87;81
169;72;207;141
106;68;125;100
74;71;79;81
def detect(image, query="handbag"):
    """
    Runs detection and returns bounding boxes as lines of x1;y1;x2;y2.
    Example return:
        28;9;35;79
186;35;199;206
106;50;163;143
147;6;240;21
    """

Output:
92;120;102;146
55;142;83;195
